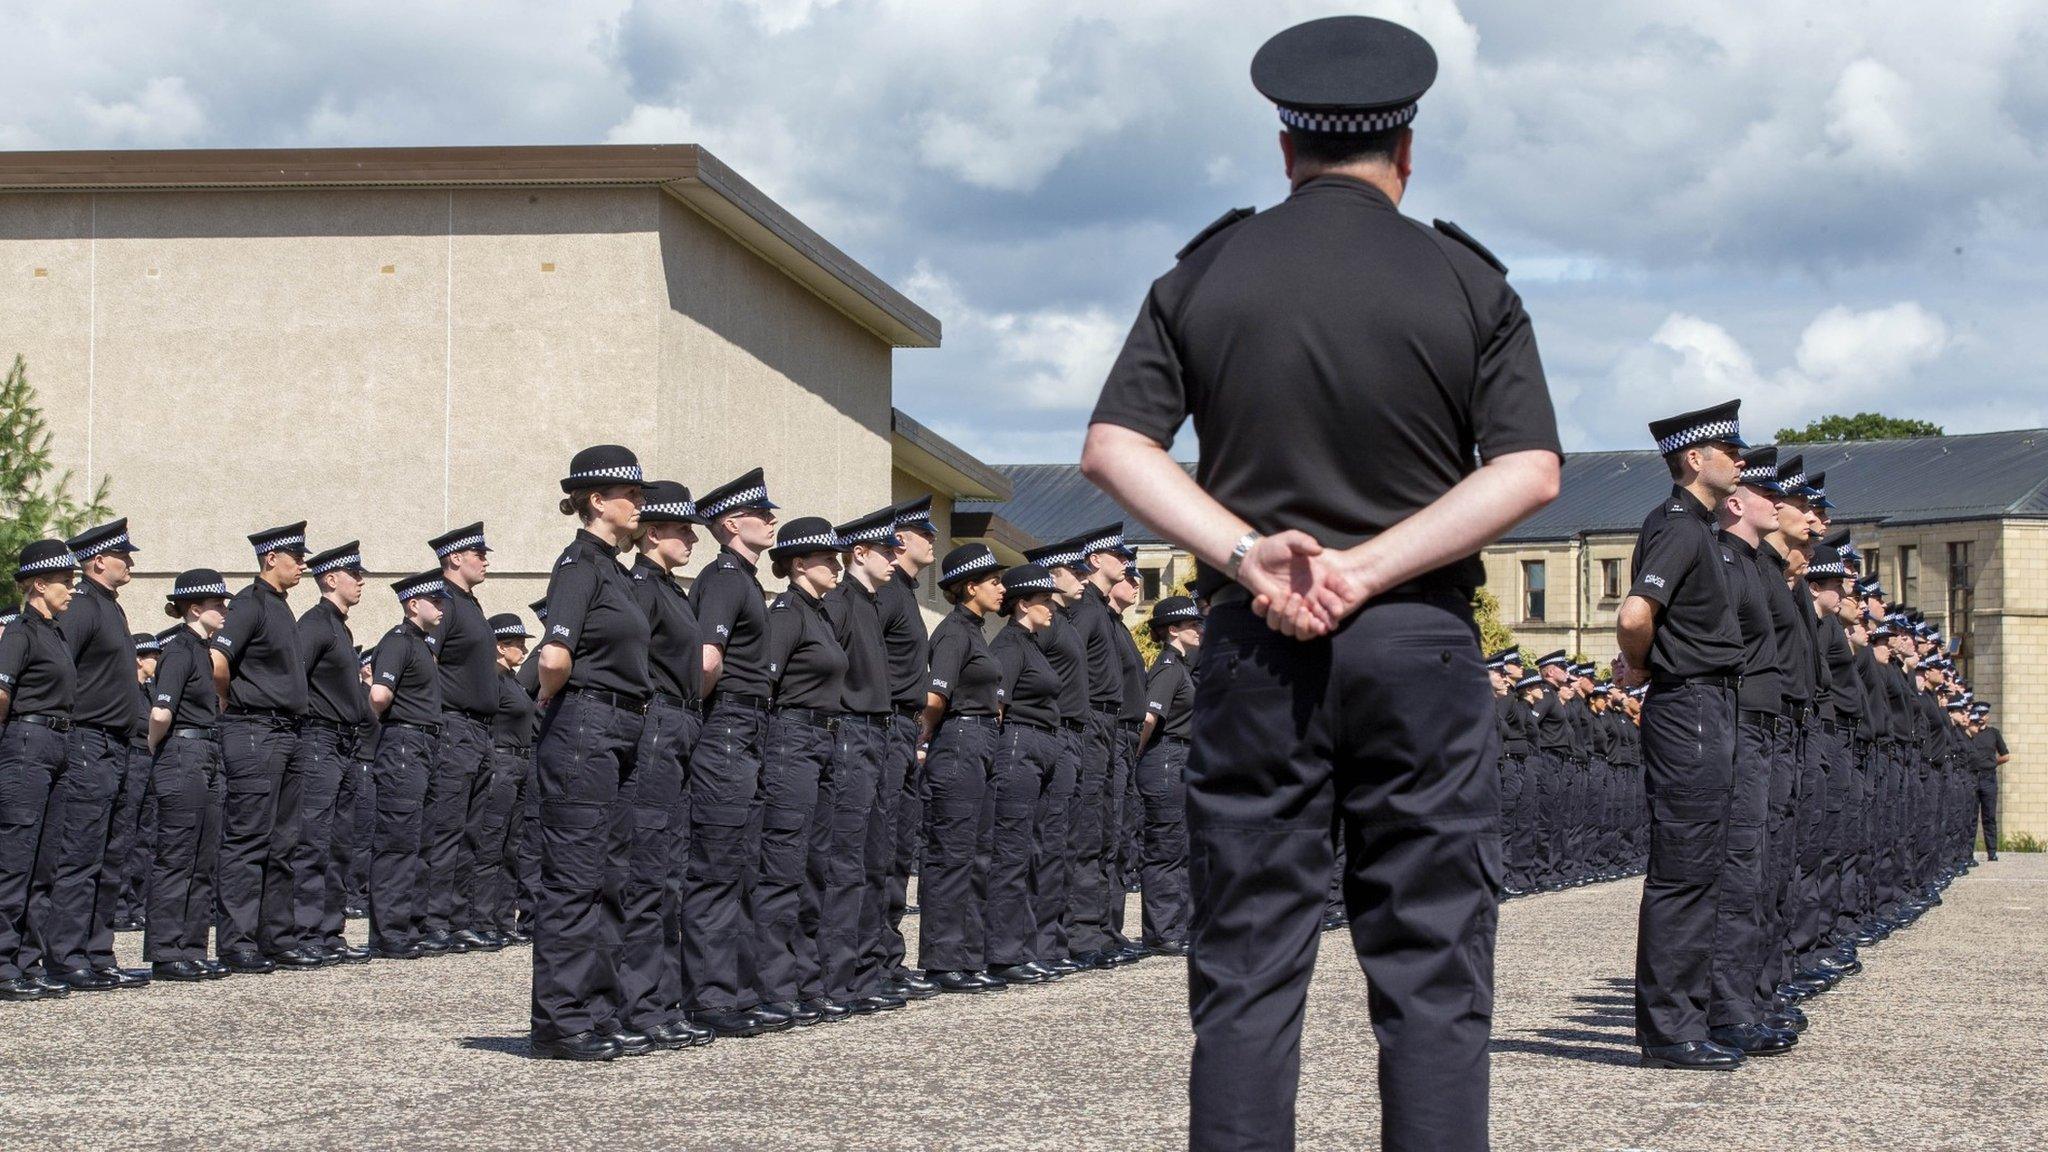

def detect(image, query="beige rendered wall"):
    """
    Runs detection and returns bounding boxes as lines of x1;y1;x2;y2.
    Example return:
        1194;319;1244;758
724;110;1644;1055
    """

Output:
1983;520;2045;838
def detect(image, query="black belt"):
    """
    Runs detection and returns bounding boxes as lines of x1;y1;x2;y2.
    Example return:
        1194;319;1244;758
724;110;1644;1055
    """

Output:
225;707;297;722
565;688;648;715
383;719;441;736
75;720;128;738
894;702;923;718
772;705;839;729
1059;717;1088;733
1155;734;1189;747
1786;702;1812;725
652;691;700;713
301;716;367;736
493;742;533;757
170;726;216;741
838;713;892;728
1739;709;1783;729
1118;718;1143;732
1005;717;1057;734
1654;675;1738;692
1089;704;1121;719
12;713;73;732
711;691;772;713
945;714;1001;728
441;707;493;726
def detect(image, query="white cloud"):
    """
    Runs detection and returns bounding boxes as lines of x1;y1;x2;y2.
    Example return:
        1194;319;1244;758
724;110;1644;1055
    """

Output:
77;76;205;144
1824;58;1918;169
904;263;1126;412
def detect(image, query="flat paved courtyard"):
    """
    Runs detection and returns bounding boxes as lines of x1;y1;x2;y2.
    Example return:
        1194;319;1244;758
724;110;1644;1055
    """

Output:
4;855;2045;1151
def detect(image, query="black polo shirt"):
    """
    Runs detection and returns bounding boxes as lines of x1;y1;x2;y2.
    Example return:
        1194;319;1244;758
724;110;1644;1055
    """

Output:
298;598;367;726
1754;542;1812;707
1109;608;1148;721
928;605;1003;717
1144;645;1196;741
877;565;931;709
1970;727;2007;771
1629;486;1743;681
765;586;848;711
1091;175;1560;597
211;579;308;715
1037;610;1091;723
992;621;1060;730
0;606;77;717
1068;586;1125;711
693;545;772;698
1496;695;1532;757
1530;685;1578;755
1719;534;1783;714
56;576;133;730
1852;647;1890;742
541;529;651;698
824;578;891;715
150;627;216;728
372;621;442;728
1818;616;1860;726
1879;660;1914;742
493;668;537;749
1792;576;1828;706
432;582;499;717
629;555;702;703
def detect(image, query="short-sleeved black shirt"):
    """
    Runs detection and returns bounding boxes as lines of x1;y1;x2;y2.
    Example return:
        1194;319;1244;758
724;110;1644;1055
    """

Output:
298;599;367;726
1818;615;1860;724
1068;587;1126;711
1718;534;1783;713
876;566;931;710
1145;645;1196;740
211;579;308;715
1037;611;1091;722
824;578;891;715
151;627;217;728
1530;686;1577;755
0;606;77;718
765;587;848;711
692;546;772;698
992;621;1060;730
1497;694;1533;757
1629;486;1744;681
432;583;499;717
540;530;651;698
628;555;702;703
928;606;1004;717
1109;609;1148;721
1879;661;1914;742
492;668;537;748
1090;176;1561;596
1852;647;1889;741
1753;542;1812;707
56;577;133;730
372;621;442;728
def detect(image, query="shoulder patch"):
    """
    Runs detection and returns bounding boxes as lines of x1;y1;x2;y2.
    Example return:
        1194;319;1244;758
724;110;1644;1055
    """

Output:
557;554;576;567
1432;219;1508;275
1176;207;1255;260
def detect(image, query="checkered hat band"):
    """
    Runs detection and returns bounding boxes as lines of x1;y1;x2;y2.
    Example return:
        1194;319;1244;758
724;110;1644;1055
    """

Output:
1780;473;1807;491
1277;102;1418;134
643;501;697;520
894;514;937;531
701;486;769;517
398;579;444;600
73;534;131;559
19;551;79;574
568;464;642;485
1806;561;1846;577
253;534;305;556
493;624;529;638
1080;535;1122;555
0;613;17;625
778;532;842;552
1737;465;1777;484
433;534;486;558
942;555;999;584
841;525;897;544
309;553;363;575
1158;606;1202;621
1656;419;1741;455
1538;655;1570;668
172;580;231;599
1009;576;1057;593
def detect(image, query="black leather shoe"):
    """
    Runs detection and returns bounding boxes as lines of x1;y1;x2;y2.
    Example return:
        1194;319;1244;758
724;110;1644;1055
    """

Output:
332;943;374;965
881;976;938;1001
1794;967;1841;989
1114;944;1148;965
849;992;906;1014
1044;957;1082;976
645;1019;713;1049
1987;850;1999;861
1640;1041;1745;1070
747;1003;797;1032
343;904;367;919
1147;941;1191;957
57;967;120;991
970;970;1011;991
222;951;276;975
151;960;210;983
763;999;822;1027
1815;955;1862;977
988;964;1046;985
199;959;231;980
693;1009;766;1038
371;943;424;961
452;928;502;952
267;947;324;970
1765;1008;1807;1034
1068;950;1115;971
532;1030;622;1062
1320;914;1346;932
802;997;851;1022
1710;1022;1798;1056
927;969;984;993
502;926;533;945
1022;961;1063;980
419;931;469;955
0;976;56;1001
596;1020;654;1055
94;965;152;988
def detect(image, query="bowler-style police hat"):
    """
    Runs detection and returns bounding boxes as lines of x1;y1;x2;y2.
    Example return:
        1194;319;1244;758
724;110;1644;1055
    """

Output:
489;613;530;641
1150;595;1202;629
560;445;643;494
167;568;231;604
937;544;1001;591
768;517;846;562
14;539;78;582
638;481;700;525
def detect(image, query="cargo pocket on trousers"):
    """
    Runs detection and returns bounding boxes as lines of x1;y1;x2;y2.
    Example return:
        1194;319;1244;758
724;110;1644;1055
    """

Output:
539;800;607;892
1648;791;1723;884
629;805;672;874
691;802;750;881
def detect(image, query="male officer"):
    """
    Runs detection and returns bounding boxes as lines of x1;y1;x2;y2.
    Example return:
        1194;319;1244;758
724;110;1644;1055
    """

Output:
1528;651;1578;888
366;571;446;960
210;523;310;974
1614;400;1749;1070
424;522;501;954
869;497;938;1003
1023;534;1096;972
1064;523;1144;969
1083;17;1561;1148
1968;705;2008;859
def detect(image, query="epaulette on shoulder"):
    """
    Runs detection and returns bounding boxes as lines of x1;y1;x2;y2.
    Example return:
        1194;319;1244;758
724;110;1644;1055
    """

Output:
1431;219;1507;275
1176;207;1256;261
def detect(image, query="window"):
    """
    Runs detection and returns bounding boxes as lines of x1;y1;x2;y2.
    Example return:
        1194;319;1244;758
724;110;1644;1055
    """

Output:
1948;542;1974;678
1600;558;1621;600
1898;545;1919;606
1140;567;1163;603
1863;547;1881;589
1522;560;1546;622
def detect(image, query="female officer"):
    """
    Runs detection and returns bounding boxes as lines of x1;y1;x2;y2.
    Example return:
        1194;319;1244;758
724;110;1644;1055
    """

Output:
530;445;650;1063
142;569;233;982
918;543;1006;995
1136;596;1201;954
985;564;1065;986
0;541;81;1001
757;516;849;1028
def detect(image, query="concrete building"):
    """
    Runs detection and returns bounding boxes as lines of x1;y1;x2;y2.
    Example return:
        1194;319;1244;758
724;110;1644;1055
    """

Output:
0;145;1009;630
978;431;2048;840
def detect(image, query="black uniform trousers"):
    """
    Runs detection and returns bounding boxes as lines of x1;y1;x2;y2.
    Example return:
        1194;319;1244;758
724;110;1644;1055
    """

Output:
142;734;224;962
118;742;155;923
462;738;526;936
25;724;125;976
1187;595;1498;1152
983;722;1058;968
318;751;371;949
1710;715;1773;1028
529;692;641;1042
620;697;696;1030
271;723;349;954
1105;719;1139;943
680;698;766;1014
0;722;70;980
1785;725;1830;969
1119;723;1143;894
346;751;375;910
1805;726;1853;962
1532;751;1570;886
368;725;434;952
215;714;297;958
919;715;998;973
1066;712;1115;955
1974;770;1998;855
1754;723;1800;1000
89;737;150;962
745;710;830;1006
422;713;489;936
889;712;924;914
1137;735;1191;947
803;716;882;1003
1030;727;1081;963
1497;753;1531;890
1635;679;1737;1049
1829;742;1871;941
862;712;918;989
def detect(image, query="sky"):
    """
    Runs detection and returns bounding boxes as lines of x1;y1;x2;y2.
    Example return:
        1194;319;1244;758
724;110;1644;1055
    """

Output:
5;0;2046;464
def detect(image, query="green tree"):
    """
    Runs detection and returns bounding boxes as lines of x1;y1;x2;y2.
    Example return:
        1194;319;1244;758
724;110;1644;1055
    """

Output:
0;355;111;565
1774;412;1943;444
1473;587;1516;657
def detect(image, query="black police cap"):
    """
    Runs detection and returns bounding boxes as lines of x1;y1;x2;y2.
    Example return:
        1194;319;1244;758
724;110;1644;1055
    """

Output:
1648;399;1747;456
835;506;901;549
307;540;365;577
66;518;138;560
696;467;778;520
248;522;309;559
1252;16;1437;134
429;522;490;559
639;480;700;525
1735;445;1782;493
768;516;845;562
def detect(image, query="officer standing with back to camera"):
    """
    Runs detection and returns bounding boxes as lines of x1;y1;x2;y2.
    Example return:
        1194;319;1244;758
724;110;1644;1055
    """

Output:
1082;16;1562;1150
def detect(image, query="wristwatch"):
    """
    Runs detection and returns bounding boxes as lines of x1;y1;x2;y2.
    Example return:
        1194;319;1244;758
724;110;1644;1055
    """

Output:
1225;531;1260;577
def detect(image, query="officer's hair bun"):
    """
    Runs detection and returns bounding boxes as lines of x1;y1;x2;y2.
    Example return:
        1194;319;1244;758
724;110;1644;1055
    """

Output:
165;603;182;619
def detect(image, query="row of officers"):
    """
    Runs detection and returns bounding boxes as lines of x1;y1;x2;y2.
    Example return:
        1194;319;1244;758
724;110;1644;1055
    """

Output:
1619;398;2008;1072
0;447;1218;1062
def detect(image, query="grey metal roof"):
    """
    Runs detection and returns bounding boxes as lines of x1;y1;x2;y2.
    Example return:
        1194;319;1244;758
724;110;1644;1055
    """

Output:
970;429;2048;548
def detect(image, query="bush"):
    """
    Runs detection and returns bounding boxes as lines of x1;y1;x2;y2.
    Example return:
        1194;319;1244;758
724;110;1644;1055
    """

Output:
1998;831;2044;853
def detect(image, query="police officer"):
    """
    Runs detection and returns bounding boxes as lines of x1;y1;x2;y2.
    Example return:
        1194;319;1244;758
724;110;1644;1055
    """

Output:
424;521;501;956
919;543;1007;995
0;541;83;1001
683;467;786;1039
1020;535;1093;975
1968;705;2007;859
142;570;233;982
868;498;938;1004
115;631;161;933
288;541;373;967
1136;595;1201;954
366;571;446;962
485;614;537;945
53;519;147;991
531;445;652;1061
1083;17;1562;1147
211;522;309;974
1528;651;1579;888
984;563;1066;986
346;647;377;920
620;481;713;1048
1063;523;1139;971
